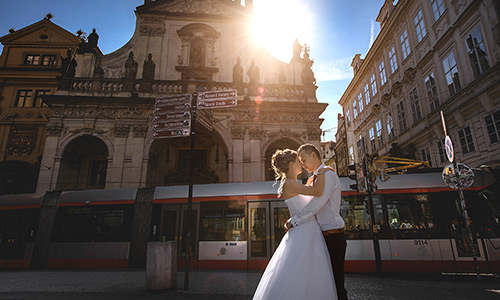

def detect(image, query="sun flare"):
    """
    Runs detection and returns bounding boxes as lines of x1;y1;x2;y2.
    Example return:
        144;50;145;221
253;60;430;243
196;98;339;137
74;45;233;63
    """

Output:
251;0;313;62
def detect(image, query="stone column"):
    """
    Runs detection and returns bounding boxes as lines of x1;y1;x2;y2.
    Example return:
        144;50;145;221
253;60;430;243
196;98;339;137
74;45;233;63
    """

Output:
128;125;148;188
36;123;62;194
146;241;177;290
231;127;245;182
249;127;265;182
108;125;129;189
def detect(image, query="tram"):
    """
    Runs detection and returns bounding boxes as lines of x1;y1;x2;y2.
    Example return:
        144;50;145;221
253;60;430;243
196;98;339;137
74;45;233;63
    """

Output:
1;170;499;273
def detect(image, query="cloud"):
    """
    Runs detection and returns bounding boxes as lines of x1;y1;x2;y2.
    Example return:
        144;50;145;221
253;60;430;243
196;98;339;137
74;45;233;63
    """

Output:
314;57;353;82
369;20;375;48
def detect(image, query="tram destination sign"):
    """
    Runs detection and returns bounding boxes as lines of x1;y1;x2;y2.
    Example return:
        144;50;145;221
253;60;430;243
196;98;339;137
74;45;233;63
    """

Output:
153;94;192;139
197;89;237;110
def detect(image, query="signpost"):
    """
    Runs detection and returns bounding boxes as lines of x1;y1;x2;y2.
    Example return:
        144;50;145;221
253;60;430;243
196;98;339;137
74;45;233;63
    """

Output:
152;89;237;290
440;111;480;279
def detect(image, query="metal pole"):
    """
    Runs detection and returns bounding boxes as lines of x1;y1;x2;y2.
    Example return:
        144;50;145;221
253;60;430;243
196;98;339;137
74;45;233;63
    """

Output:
364;153;382;274
184;93;197;290
455;162;481;280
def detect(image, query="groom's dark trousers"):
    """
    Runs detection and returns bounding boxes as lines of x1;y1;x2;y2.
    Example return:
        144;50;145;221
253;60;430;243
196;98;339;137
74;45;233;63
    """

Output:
324;232;347;300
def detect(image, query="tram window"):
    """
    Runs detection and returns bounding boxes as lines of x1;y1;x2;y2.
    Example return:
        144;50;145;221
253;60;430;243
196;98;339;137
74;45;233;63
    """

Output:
52;205;132;242
341;195;384;240
385;194;436;239
200;204;246;241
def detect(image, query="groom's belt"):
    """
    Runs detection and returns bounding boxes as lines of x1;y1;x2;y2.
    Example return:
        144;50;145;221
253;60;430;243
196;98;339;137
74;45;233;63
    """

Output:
322;228;344;236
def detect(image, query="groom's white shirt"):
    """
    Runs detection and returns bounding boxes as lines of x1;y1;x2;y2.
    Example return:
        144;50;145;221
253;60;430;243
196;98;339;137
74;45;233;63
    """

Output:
289;163;344;231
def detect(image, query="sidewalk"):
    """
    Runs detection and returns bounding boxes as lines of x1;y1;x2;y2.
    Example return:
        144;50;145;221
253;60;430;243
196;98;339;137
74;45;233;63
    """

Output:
0;269;499;299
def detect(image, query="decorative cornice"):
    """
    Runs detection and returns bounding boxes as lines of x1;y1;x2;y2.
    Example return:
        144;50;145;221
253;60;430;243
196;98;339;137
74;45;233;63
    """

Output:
112;125;130;138
46;123;63;136
133;125;148;138
248;127;266;139
230;126;245;139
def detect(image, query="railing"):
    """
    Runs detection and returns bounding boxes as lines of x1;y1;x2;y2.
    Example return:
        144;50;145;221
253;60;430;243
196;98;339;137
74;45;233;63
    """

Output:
67;78;315;99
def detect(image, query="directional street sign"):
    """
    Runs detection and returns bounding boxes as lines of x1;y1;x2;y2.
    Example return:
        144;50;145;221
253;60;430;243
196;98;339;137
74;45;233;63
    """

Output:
153;94;192;139
197;89;237;110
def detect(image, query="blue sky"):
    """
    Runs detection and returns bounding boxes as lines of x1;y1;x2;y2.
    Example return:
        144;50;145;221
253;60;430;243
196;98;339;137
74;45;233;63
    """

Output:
0;0;385;142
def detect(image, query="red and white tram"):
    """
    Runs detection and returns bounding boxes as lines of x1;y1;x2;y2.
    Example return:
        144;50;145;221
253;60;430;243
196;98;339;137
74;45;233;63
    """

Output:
1;170;499;273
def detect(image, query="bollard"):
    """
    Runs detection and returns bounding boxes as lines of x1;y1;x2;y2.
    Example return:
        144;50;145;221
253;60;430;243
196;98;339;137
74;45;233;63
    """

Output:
146;241;177;290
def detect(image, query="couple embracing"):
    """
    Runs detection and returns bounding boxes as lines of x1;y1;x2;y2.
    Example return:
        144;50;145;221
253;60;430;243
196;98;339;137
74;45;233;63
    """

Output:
253;144;347;300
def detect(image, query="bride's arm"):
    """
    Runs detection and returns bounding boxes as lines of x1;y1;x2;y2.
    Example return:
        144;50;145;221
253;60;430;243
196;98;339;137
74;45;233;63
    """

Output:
284;172;326;196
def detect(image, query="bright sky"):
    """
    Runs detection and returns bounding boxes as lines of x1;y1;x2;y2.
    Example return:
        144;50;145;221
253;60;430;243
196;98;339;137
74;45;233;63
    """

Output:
0;0;385;142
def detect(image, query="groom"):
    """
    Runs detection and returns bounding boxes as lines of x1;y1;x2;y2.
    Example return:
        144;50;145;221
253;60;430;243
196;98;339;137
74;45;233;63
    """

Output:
286;143;347;300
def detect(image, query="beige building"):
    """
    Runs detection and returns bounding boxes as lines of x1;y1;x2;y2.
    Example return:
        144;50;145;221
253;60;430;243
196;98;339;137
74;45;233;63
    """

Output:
338;0;500;177
35;0;326;193
0;17;80;194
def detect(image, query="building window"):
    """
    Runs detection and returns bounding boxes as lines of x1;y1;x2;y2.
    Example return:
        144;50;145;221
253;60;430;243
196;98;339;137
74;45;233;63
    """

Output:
35;90;50;107
484;110;500;144
14;89;33;107
420;147;432;166
42;55;57;66
364;84;370;105
389;47;398;74
457;126;475;154
387;112;395;140
369;127;376;153
370;74;377;95
414;9;427;43
396;100;407;131
379;61;387;85
409;88;422;123
89;160;108;187
465;26;490;78
400;29;410;60
425;72;439;112
376;120;384;148
346;110;351;127
357;136;364;158
431;0;445;22
437;139;446;163
349;146;354;164
443;51;461;96
24;54;40;65
353;102;358;119
358;93;364;112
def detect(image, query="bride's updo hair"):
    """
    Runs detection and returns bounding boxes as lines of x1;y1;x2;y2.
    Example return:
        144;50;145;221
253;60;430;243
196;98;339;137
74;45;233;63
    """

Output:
271;149;297;195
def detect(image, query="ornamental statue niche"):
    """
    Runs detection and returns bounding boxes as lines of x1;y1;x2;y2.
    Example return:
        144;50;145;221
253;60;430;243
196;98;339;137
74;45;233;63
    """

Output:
123;51;138;80
142;53;156;80
232;56;243;84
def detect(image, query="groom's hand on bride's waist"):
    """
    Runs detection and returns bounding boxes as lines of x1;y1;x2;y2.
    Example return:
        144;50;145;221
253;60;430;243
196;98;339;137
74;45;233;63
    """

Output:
284;218;293;232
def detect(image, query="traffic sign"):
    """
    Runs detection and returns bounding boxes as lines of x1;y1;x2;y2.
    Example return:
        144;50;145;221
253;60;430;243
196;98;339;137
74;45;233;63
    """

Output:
197;89;237;110
153;94;192;139
444;135;454;163
442;163;474;190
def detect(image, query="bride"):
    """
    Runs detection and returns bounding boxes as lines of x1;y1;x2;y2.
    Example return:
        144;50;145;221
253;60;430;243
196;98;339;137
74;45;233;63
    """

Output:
253;149;337;300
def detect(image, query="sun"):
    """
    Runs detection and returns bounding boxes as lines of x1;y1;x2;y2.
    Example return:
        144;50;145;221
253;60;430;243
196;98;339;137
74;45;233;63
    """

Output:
251;0;313;62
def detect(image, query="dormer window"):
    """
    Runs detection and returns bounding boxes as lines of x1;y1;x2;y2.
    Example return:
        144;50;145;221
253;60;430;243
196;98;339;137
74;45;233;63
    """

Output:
24;54;40;65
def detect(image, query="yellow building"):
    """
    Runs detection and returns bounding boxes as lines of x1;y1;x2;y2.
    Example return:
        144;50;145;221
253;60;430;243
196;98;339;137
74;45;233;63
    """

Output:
0;17;80;194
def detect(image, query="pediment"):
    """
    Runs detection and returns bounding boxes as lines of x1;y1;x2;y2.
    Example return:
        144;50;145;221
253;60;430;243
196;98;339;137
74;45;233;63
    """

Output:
140;0;244;17
0;19;80;46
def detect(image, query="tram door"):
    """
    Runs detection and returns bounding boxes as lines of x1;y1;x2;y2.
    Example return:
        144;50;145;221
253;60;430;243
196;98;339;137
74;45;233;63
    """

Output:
159;204;200;266
248;202;270;269
270;201;289;253
248;201;289;269
0;211;32;268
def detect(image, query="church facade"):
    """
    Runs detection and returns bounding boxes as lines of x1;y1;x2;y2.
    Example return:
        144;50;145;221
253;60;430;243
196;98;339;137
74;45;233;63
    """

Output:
35;0;326;193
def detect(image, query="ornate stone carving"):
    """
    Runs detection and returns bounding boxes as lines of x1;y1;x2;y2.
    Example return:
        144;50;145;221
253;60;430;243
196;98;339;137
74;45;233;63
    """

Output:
231;126;245;139
381;93;391;108
141;17;165;24
133;126;148;138
46;123;63;136
403;67;417;85
161;0;228;15
139;25;166;37
433;13;450;37
307;128;322;141
122;107;147;118
267;128;302;139
113;125;130;138
391;81;403;98
451;0;468;14
249;127;266;139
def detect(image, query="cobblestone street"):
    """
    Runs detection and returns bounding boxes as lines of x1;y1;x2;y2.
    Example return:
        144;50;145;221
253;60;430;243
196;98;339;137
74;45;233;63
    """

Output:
0;270;499;300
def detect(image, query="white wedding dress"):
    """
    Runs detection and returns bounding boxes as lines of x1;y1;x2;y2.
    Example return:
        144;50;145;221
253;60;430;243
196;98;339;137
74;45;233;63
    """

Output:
253;194;337;300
